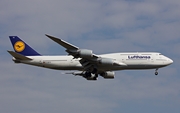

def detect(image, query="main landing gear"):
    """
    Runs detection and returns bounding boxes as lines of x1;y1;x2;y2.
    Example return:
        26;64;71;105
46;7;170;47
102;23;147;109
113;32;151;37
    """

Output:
155;69;158;75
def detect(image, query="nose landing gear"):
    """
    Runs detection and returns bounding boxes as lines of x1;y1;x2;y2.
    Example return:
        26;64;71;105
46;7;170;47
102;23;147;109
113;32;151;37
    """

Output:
155;69;158;75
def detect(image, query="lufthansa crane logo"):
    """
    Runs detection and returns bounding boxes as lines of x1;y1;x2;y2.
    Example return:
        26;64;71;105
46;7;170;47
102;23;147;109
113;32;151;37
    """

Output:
14;41;25;52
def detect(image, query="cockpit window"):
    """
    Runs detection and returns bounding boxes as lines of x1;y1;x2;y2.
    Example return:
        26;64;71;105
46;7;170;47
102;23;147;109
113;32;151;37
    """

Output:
159;53;162;55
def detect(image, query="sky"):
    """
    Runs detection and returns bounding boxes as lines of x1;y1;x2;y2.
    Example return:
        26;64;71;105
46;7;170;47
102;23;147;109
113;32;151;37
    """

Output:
0;0;180;113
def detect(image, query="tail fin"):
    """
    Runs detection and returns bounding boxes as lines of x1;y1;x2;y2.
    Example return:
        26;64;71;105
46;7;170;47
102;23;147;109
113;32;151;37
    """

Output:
9;36;41;56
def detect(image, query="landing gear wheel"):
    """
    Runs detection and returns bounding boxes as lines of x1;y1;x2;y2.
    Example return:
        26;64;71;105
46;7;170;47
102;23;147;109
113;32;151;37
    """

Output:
85;71;91;77
155;68;158;75
92;68;97;74
93;74;98;80
155;72;158;75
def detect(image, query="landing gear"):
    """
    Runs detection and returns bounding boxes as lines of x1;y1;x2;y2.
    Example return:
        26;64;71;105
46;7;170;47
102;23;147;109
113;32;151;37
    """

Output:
85;71;91;77
83;67;99;80
94;74;98;80
92;68;97;74
155;72;158;75
155;69;158;75
84;71;98;80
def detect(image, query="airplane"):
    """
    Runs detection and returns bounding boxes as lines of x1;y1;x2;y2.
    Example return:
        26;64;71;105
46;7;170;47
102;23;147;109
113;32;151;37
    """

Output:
7;35;173;80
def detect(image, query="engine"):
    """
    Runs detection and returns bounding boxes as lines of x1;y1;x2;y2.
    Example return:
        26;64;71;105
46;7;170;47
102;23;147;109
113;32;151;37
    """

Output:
100;71;115;79
78;49;93;58
98;58;114;65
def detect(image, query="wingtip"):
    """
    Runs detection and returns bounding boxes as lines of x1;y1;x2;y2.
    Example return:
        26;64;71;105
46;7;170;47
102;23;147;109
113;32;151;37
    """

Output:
45;34;51;37
45;34;55;38
45;34;63;42
45;34;57;39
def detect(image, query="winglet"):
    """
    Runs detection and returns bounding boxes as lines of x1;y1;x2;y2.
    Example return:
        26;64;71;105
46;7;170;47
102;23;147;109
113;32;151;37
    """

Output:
7;50;32;60
45;34;79;50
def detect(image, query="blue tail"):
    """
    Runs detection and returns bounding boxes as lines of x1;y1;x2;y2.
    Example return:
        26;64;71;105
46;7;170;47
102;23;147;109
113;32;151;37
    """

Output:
9;36;41;56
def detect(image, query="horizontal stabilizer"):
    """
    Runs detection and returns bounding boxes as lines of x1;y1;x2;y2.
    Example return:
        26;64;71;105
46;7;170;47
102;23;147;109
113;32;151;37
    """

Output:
7;50;32;60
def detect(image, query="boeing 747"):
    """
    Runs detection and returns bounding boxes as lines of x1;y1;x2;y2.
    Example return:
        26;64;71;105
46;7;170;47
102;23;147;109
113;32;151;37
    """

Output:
8;35;173;80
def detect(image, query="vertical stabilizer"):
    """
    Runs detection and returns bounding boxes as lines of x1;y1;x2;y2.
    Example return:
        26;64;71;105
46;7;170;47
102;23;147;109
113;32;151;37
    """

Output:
9;36;41;56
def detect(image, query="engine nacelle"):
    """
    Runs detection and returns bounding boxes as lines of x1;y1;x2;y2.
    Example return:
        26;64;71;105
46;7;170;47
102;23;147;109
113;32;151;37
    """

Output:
98;58;114;65
78;49;93;58
101;71;115;79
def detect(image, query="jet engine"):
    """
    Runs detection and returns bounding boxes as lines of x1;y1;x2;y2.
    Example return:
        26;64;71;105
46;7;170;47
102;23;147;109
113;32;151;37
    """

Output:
100;71;115;79
78;49;93;58
70;49;93;58
98;58;114;65
67;49;93;58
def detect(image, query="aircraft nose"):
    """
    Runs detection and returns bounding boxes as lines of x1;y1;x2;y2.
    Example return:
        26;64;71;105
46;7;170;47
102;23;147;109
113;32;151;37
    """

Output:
167;58;173;65
169;59;173;64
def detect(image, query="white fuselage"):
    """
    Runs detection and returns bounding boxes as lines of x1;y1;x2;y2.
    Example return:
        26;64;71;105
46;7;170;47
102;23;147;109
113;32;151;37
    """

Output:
16;52;173;71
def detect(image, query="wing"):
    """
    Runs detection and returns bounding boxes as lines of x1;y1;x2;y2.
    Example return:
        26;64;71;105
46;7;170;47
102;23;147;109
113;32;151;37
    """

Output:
46;34;98;59
46;34;126;73
45;34;79;50
46;34;127;80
